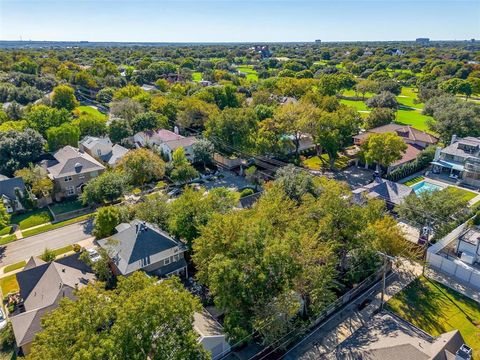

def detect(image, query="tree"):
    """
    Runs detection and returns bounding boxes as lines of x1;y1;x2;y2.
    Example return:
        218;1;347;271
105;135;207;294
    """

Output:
77;114;107;137
176;97;218;129
28;274;208;360
93;205;121;239
110;98;144;122
131;111;168;133
0;129;45;176
275;164;317;202
80;247;115;286
205;107;258;154
82;171;129;205
192;138;214;168
51;85;79;111
40;248;56;262
46;123;80;151
169;186;237;248
365;107;396;129
117;148;165;186
361;132;407;173
14;165;53;198
169;147;198;184
366;91;398;109
396;188;469;238
134;193;170;229
0;203;10;230
245;166;263;191
108;119;132;143
440;78;473;100
355;79;377;99
25;105;72;137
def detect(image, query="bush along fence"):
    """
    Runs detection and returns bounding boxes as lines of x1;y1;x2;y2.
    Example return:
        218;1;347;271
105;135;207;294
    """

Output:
386;146;435;182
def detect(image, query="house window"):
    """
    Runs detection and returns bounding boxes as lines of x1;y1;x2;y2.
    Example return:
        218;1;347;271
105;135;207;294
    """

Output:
164;257;170;265
66;186;75;196
97;149;102;156
64;176;73;182
173;254;179;262
78;174;85;180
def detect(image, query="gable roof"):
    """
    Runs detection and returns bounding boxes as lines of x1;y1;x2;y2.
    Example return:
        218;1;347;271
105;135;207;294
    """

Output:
354;124;438;145
45;146;105;178
162;136;197;152
100;144;129;166
79;136;112;151
0;176;25;200
97;220;185;275
11;254;94;347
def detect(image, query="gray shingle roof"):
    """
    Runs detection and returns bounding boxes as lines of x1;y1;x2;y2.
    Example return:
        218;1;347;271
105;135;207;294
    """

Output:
0;177;25;200
46;146;105;178
100;144;129;166
97;220;185;275
162;136;197;152
361;178;413;205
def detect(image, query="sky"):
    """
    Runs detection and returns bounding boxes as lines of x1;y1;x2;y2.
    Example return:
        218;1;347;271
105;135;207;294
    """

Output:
0;0;479;42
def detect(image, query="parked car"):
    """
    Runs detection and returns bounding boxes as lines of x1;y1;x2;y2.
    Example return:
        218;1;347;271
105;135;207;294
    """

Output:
87;248;101;263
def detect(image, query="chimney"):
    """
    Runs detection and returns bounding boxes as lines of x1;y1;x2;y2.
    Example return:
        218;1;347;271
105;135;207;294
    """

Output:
456;344;472;360
434;146;442;161
174;126;179;135
451;134;458;145
62;268;65;273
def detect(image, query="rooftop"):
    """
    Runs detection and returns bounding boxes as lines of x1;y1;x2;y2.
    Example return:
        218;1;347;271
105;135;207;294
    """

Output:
44;146;105;178
354;124;438;146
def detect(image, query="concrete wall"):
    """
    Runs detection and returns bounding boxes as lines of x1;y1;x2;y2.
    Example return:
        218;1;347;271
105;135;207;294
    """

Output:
427;252;480;291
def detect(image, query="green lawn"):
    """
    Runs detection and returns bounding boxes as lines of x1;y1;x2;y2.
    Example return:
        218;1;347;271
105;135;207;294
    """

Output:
192;72;202;82
76;105;107;119
50;200;85;215
11;209;52;230
387;277;480;359
444;187;479;202
0;235;17;246
52;244;74;258
395;108;434;132
340;99;370;111
397;87;424;109
237;65;258;81
0;226;12;236
21;213;93;238
303;154;350;170
403;176;425;186
3;261;26;274
0;274;19;296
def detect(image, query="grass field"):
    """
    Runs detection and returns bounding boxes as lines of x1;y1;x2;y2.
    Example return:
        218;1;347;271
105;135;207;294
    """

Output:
0;274;19;296
387;277;480;359
397;87;424;109
11;209;52;230
52;244;74;258
340;99;370;111
395;108;434;132
0;226;12;236
236;65;258;81
3;261;26;274
0;235;17;246
21;213;93;238
50;200;85;215
445;187;479;202
76;105;106;119
192;72;202;82
403;176;425;186
302;153;350;170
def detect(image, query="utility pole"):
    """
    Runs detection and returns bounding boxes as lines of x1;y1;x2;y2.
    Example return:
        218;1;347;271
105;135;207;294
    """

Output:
380;252;387;310
421;223;431;276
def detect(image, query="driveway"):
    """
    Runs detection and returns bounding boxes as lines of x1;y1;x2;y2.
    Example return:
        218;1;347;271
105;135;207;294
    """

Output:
0;219;93;266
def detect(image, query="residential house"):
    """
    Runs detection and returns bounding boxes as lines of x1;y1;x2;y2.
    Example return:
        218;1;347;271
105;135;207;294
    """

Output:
455;226;480;266
159;136;197;162
97;220;187;277
353;124;438;173
194;310;231;359
352;177;414;209
431;135;480;188
42;146;105;201
324;311;471;360
79;136;129;167
133;129;183;148
10;254;95;355
0;175;26;213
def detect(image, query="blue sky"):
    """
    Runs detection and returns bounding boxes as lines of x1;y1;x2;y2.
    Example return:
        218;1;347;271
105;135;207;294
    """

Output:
0;0;479;42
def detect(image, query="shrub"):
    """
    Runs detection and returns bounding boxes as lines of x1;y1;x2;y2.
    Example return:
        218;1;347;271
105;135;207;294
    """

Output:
240;188;255;198
40;248;56;262
73;244;81;252
132;188;142;195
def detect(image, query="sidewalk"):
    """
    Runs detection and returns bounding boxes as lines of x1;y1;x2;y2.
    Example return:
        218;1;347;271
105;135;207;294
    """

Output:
284;260;422;359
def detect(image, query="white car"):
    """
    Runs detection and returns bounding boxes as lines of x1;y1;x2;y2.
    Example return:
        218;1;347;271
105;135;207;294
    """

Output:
0;308;7;330
87;248;101;263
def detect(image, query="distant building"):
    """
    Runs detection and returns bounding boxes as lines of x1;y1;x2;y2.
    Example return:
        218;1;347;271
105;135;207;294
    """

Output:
416;38;430;44
194;309;231;359
133;129;197;162
0;175;26;213
315;39;321;44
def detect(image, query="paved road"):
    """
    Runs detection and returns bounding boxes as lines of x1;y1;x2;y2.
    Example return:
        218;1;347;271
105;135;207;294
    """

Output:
0;220;94;266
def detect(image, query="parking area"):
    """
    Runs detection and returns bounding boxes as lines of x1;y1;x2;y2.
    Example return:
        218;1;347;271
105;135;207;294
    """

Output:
200;170;251;191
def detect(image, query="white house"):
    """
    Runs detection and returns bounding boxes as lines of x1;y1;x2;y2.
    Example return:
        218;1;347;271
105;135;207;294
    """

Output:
133;129;183;148
78;136;129;168
194;310;231;360
159;137;197;162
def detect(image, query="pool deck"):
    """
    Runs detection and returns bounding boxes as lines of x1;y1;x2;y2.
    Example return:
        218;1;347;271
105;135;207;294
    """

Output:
422;177;480;206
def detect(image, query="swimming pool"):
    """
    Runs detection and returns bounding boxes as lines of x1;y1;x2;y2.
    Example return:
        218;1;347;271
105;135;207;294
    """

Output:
411;181;445;195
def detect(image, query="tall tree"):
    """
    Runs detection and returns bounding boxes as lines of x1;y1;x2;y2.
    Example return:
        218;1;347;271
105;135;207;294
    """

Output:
0;129;45;176
51;85;79;111
117;148;165;186
46;123;80;151
361;132;407;173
